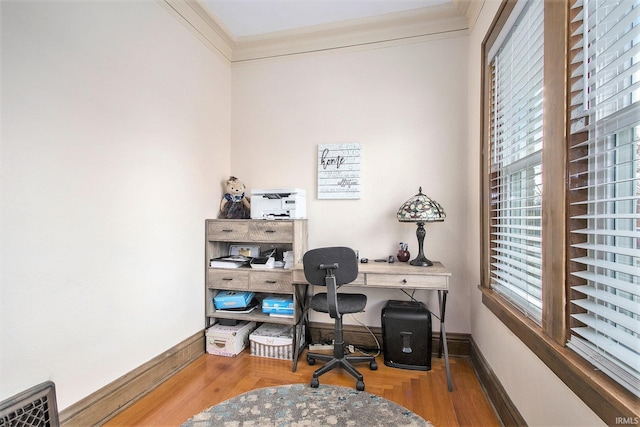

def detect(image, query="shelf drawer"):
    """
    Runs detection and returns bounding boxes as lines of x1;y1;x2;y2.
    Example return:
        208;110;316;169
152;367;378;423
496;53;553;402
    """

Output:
249;221;293;242
207;269;250;290
207;220;250;241
249;271;292;293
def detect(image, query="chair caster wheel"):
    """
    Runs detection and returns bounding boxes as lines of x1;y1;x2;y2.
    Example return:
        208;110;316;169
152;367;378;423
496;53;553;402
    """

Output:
310;378;319;388
370;361;378;370
306;355;316;365
356;381;365;391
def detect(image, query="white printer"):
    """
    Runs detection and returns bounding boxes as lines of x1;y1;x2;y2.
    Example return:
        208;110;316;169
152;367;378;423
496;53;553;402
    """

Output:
250;189;306;220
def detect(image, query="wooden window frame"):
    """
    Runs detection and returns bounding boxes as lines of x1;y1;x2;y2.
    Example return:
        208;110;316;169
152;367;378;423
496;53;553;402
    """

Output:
479;0;639;423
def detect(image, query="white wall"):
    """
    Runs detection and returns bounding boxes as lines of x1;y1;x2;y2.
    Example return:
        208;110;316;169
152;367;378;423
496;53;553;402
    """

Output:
0;0;230;410
230;37;471;331
466;2;604;426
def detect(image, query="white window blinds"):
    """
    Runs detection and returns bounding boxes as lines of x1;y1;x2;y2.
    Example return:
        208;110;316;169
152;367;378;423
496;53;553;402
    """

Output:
489;0;544;323
567;0;640;397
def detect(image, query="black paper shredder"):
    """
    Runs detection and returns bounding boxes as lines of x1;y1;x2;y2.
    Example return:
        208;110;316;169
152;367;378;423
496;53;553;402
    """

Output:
381;300;432;371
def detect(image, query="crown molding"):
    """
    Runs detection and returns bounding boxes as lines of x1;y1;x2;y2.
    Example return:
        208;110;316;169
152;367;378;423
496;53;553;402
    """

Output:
159;0;236;62
160;0;478;64
232;3;468;62
453;0;484;32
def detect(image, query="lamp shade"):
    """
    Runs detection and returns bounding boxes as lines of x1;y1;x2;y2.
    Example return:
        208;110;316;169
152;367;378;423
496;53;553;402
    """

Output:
397;187;446;223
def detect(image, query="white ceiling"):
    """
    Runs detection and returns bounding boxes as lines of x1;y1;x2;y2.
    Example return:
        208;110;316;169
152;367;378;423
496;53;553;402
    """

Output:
203;0;452;38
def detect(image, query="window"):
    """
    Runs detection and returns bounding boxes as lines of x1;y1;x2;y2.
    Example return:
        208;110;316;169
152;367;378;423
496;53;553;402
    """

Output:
488;0;544;324
481;0;639;421
566;0;640;397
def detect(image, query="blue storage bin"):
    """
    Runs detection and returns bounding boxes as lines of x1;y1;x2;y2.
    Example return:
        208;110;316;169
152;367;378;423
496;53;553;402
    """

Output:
214;290;255;309
262;295;294;315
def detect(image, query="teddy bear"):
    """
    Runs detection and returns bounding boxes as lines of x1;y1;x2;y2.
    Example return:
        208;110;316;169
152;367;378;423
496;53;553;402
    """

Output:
219;176;251;219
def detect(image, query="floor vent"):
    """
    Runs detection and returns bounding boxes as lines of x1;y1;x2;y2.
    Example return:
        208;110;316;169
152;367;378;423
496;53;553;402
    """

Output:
0;381;59;427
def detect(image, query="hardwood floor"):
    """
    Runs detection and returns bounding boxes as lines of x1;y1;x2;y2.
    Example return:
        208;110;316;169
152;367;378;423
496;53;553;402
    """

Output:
104;349;500;427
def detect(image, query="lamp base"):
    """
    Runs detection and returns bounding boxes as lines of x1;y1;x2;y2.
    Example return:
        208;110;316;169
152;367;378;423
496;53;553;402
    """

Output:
410;221;433;267
410;255;433;267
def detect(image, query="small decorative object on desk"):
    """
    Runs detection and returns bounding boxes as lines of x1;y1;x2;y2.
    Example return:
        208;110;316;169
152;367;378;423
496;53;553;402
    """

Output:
219;176;251;219
397;242;410;262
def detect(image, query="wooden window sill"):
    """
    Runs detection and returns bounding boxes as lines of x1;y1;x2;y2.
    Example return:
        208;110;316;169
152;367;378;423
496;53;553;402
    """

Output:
479;286;639;424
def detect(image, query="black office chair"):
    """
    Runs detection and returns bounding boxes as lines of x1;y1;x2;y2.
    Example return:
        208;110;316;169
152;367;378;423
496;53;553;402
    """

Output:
303;247;378;391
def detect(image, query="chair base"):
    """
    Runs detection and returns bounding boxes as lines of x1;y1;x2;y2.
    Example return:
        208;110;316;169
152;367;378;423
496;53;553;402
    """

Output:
306;347;378;391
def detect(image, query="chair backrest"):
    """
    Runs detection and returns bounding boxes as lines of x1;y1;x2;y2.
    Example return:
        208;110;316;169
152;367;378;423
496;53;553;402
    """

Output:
303;247;358;286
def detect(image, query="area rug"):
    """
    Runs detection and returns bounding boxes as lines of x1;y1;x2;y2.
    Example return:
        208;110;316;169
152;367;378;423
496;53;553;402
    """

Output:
181;383;432;427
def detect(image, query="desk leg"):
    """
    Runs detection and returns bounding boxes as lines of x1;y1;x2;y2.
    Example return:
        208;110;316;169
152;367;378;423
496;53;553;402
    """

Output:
292;283;309;372
438;290;453;392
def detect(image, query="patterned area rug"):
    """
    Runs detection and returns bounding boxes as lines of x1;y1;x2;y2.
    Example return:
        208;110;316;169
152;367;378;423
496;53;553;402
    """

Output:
181;383;432;427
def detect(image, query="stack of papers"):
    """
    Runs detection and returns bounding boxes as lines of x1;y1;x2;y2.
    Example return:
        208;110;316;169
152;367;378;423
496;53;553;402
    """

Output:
209;255;251;268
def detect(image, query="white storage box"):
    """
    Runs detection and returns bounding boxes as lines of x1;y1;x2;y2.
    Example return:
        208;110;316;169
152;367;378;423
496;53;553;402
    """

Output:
206;321;257;357
249;323;304;360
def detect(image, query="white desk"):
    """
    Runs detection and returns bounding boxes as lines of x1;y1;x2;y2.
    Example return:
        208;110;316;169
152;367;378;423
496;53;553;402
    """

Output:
292;261;453;391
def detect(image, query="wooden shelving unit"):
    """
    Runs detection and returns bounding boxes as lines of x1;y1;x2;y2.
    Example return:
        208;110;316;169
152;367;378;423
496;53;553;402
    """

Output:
205;218;308;328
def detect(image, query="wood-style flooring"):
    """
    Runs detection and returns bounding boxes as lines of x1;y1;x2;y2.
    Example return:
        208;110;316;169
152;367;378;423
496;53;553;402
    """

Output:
104;349;500;427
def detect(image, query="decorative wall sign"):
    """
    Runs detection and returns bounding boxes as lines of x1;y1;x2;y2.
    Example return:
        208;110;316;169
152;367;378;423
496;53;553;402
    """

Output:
317;143;361;199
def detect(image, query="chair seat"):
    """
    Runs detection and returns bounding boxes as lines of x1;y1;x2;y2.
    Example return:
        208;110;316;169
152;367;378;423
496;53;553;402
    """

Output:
310;292;367;314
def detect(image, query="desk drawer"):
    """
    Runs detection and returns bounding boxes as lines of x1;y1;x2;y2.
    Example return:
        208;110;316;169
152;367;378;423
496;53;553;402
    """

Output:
351;272;366;286
366;273;448;289
207;270;250;290
291;270;365;286
250;271;292;293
